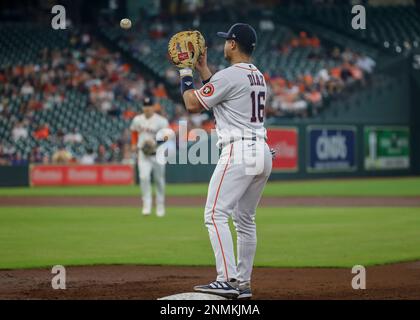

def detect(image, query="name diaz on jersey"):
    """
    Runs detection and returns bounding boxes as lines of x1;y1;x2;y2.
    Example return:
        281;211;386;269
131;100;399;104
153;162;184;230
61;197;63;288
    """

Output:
247;73;265;87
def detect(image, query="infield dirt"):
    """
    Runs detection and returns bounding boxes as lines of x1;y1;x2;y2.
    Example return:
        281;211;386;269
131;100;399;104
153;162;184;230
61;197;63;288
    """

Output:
1;262;420;300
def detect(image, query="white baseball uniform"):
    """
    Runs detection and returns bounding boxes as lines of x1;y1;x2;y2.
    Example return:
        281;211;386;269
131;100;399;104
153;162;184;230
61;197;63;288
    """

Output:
194;62;273;282
130;113;169;215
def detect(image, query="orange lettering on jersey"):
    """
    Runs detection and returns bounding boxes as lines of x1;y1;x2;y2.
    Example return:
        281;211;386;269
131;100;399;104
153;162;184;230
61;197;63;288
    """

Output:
201;83;214;97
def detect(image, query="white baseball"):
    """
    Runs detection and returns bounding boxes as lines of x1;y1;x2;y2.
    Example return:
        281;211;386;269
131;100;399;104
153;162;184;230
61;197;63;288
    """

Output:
120;18;132;30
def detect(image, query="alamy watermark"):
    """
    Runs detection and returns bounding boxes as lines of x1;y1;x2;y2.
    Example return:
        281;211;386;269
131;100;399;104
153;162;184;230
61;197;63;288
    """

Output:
51;265;66;289
151;121;270;175
351;265;366;290
351;5;366;30
51;5;67;30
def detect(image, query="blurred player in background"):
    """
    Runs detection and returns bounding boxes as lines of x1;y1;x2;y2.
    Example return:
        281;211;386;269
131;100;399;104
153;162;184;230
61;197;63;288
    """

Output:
130;97;169;217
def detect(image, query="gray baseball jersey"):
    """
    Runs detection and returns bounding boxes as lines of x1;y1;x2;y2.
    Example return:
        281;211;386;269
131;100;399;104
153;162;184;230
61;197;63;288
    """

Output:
130;113;169;216
130;113;169;148
194;62;267;147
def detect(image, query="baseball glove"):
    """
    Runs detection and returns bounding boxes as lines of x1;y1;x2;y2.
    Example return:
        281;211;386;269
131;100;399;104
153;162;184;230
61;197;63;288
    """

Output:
141;140;157;156
168;30;205;69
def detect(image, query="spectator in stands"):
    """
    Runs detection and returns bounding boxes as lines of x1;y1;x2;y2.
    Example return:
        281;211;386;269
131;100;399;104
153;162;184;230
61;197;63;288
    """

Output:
63;128;83;144
316;68;330;83
29;146;43;163
20;81;34;96
284;96;308;116
55;129;65;145
33;124;50;140
43;93;64;110
1;143;15;160
95;144;108;163
341;48;355;62
12;122;28;141
28;98;43;111
356;54;376;77
79;148;96;165
121;144;135;165
340;62;354;84
149;19;165;39
284;81;300;97
267;95;282;117
0;144;10;165
310;35;320;48
10;153;28;166
123;107;137;120
165;67;179;85
100;99;112;113
42;154;51;164
304;87;323;114
52;146;73;164
259;19;275;32
152;82;168;98
81;33;92;47
109;144;121;163
349;63;364;83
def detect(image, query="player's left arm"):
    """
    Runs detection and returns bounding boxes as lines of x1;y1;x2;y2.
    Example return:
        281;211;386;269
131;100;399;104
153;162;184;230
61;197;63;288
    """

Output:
181;47;213;113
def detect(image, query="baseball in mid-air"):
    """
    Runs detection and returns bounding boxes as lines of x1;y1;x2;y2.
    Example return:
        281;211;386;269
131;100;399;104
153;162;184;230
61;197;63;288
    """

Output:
120;18;132;29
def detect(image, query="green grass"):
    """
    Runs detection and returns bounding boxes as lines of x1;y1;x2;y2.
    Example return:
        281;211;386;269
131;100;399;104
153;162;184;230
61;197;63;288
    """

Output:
0;177;420;197
1;206;419;269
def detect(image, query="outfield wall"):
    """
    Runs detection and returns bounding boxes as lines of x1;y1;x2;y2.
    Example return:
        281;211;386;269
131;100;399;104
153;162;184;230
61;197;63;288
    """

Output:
267;124;412;181
143;123;414;183
0;166;29;187
0;124;414;186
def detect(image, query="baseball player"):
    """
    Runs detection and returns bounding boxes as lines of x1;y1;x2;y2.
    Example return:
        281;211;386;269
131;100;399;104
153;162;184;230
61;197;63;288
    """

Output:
130;97;169;217
177;23;273;299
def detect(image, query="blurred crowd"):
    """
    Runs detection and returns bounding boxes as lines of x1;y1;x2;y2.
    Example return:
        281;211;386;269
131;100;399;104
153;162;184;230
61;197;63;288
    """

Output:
0;31;170;165
265;40;376;118
0;16;376;166
122;18;375;119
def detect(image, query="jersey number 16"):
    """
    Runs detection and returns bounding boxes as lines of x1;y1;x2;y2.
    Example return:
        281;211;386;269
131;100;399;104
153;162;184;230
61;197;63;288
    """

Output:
250;91;265;123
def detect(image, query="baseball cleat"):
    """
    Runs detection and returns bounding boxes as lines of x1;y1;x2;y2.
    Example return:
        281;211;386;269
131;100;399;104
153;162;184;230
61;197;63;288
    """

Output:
156;205;165;217
238;282;252;300
194;280;239;299
142;209;151;216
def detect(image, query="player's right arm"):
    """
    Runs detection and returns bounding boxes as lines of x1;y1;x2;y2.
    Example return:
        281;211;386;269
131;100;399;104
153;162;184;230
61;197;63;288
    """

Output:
182;90;204;113
181;59;231;113
130;131;138;153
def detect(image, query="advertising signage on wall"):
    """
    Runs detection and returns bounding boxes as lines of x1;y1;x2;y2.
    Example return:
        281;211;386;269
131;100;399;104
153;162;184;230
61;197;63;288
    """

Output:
307;126;357;172
266;127;298;172
364;126;410;170
30;164;135;186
